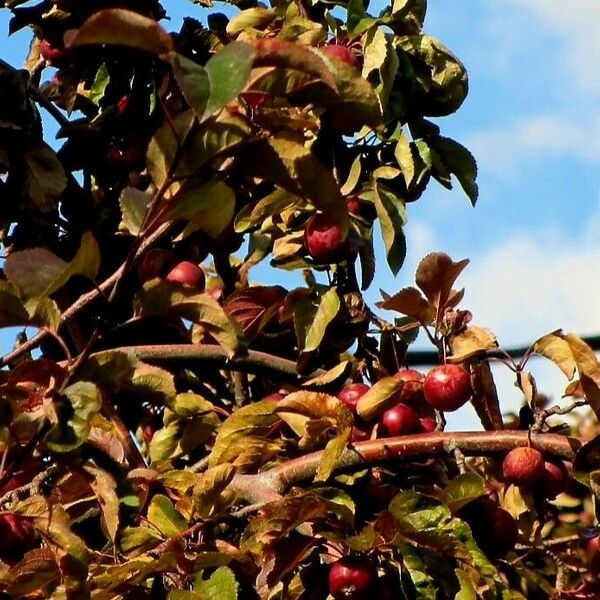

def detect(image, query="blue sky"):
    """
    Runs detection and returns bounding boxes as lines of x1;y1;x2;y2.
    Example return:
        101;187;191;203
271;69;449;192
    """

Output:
1;1;598;427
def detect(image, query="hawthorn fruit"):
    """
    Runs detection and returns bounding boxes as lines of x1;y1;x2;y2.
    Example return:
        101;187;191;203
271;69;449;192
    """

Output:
166;261;206;290
540;460;569;498
40;39;66;63
419;417;437;433
423;364;472;411
338;383;370;413
328;556;378;599
380;403;420;436
351;421;373;442
322;44;361;71
304;213;347;264
502;447;545;487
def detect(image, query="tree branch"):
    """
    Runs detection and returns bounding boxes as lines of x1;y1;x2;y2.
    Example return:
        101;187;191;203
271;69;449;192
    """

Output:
229;431;582;501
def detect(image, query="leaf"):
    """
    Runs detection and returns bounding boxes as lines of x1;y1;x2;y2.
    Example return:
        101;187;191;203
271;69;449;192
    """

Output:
147;494;187;538
84;464;120;544
377;287;435;324
195;566;239;600
171;53;210;117
394;130;416;187
443;473;485;514
356;376;403;421
149;422;181;462
469;360;504;430
533;331;577;379
209;401;283;471
46;381;102;452
454;569;477;600
234;187;300;232
415;252;469;325
275;391;353;481
363;183;406;275
21;141;67;212
119;187;152;235
67;9;174;56
194;464;236;518
429;137;478;205
166;179;235;239
135;279;244;356
4;548;60;597
303;360;352;387
304;288;341;353
449;327;497;361
238;137;348;234
4;231;100;299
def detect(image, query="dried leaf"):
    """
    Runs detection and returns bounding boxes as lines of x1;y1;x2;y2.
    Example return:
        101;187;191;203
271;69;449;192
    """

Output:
449;327;497;361
377;286;435;324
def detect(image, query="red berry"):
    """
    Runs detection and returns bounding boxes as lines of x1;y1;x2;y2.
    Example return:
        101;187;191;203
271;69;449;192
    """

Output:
380;403;419;436
40;39;66;63
322;44;361;71
419;417;437;433
502;447;545;487
346;196;376;221
338;383;370;413
540;460;569;499
393;368;425;406
328;557;377;600
166;261;206;289
423;364;471;412
117;94;130;115
351;421;373;442
304;213;347;263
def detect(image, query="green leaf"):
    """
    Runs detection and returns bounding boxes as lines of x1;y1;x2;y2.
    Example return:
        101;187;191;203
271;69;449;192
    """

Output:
4;231;100;299
234;187;300;233
454;569;477;600
85;464;120;544
363;183;406;275
46;381;102;452
119;187;152;235
194;566;238;600
204;42;256;117
166;179;235;239
429;137;478;205
89;63;110;105
149;422;181;462
209;401;283;471
135;279;244;356
67;9;174;56
147;494;187;538
443;473;485;514
171;53;210;117
356;376;403;421
21;141;67;213
304;288;341;353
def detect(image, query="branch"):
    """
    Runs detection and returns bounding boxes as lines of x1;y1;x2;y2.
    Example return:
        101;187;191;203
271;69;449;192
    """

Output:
229;431;582;502
85;344;325;381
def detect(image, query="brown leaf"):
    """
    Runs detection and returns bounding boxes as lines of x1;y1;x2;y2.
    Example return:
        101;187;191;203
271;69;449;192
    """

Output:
533;331;577;379
376;286;435;324
66;9;174;56
449;326;497;361
469;361;503;430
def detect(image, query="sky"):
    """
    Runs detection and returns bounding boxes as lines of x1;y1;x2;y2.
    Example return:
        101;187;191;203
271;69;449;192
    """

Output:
1;1;599;428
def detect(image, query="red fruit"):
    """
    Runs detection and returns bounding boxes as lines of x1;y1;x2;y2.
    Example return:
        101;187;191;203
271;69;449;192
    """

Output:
419;417;436;433
351;421;373;442
138;249;173;282
459;497;518;558
322;44;361;71
166;261;206;289
587;536;600;574
0;513;35;560
540;460;569;499
338;383;370;413
423;364;472;412
304;213;347;263
380;403;419;436
346;196;376;221
116;94;130;115
106;138;147;171
328;557;377;600
40;39;66;63
393;368;425;406
503;447;545;487
240;91;270;110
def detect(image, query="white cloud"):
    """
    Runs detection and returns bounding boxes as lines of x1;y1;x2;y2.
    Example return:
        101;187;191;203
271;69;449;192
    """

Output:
465;114;600;178
504;0;600;97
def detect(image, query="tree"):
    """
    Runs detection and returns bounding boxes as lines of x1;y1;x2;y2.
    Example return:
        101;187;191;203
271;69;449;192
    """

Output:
0;0;598;598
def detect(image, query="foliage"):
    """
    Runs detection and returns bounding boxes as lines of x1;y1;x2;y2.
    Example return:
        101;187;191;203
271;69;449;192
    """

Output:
0;0;597;598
